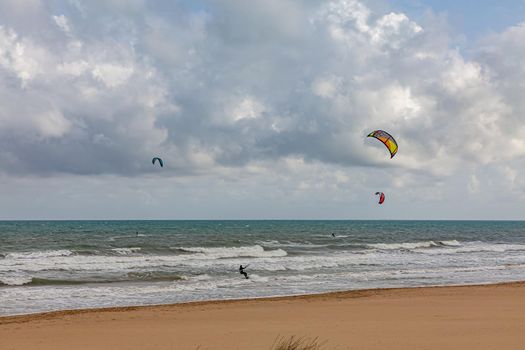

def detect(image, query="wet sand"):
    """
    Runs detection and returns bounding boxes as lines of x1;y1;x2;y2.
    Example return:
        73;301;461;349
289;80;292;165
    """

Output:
1;282;525;349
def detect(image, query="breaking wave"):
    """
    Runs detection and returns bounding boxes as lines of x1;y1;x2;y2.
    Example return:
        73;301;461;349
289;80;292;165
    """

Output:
177;245;287;258
111;247;142;255
367;240;461;250
4;250;74;259
0;272;189;286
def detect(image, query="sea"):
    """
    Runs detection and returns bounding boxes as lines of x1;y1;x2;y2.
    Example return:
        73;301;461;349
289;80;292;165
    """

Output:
1;220;525;316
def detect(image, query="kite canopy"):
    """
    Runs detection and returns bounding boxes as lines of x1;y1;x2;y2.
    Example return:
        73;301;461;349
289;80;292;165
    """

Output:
152;157;164;167
367;130;398;158
375;192;385;204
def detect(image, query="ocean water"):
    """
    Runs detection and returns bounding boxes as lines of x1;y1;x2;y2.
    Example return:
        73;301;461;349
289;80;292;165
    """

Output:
1;220;525;316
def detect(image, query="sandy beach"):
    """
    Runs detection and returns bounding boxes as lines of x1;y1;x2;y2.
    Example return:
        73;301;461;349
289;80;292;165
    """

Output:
1;282;524;349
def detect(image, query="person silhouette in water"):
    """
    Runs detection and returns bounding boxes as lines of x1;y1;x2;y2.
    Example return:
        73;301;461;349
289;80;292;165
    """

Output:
239;265;249;279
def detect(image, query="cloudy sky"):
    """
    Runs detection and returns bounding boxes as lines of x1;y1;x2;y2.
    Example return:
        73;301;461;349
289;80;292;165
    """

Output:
0;0;524;220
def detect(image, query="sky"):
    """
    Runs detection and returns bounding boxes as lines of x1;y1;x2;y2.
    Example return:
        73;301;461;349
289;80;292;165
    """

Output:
0;0;524;220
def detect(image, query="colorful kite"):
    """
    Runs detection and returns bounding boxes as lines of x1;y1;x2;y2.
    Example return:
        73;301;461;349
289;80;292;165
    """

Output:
367;130;398;158
375;192;385;204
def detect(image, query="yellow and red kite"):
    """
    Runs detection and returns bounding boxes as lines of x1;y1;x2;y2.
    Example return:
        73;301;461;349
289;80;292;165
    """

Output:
367;130;398;158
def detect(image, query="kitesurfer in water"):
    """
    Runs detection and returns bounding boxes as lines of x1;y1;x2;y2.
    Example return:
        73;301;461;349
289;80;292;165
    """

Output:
239;265;249;279
331;233;336;238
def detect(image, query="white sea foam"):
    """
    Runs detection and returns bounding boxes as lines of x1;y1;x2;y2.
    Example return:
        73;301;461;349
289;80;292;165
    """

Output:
256;240;282;247
367;240;525;254
178;245;287;258
2;239;525;317
258;240;328;249
438;240;461;246
368;242;433;250
111;247;142;255
248;274;269;282
283;242;329;248
367;240;462;250
421;242;525;255
0;275;32;286
5;260;525;316
4;241;525;280
313;234;349;238
2;253;525;316
4;250;74;259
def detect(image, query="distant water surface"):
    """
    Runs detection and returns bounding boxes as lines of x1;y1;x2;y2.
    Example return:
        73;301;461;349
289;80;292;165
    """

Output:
1;220;525;316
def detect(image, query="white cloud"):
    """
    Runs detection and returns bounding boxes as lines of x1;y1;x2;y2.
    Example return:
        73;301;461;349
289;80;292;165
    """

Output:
58;60;88;76
231;97;265;122
0;0;524;218
0;26;46;84
53;14;71;34
441;52;484;93
91;63;134;88
312;77;341;99
370;12;422;48
34;109;72;138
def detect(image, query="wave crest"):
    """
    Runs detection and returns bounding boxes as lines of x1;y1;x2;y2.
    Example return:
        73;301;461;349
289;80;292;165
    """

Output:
367;240;461;250
110;247;142;255
4;250;74;259
177;245;287;258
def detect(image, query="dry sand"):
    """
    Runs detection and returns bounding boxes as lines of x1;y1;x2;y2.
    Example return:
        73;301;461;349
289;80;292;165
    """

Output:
1;282;525;349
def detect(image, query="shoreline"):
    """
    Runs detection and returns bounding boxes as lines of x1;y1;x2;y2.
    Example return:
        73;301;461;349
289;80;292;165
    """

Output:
2;280;524;322
2;281;525;349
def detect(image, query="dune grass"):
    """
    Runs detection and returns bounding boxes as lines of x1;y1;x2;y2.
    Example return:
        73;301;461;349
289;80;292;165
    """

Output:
270;336;325;350
194;335;326;349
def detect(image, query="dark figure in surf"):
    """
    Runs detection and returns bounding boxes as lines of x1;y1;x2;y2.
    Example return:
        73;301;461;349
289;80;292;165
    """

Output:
239;265;249;279
331;233;336;238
